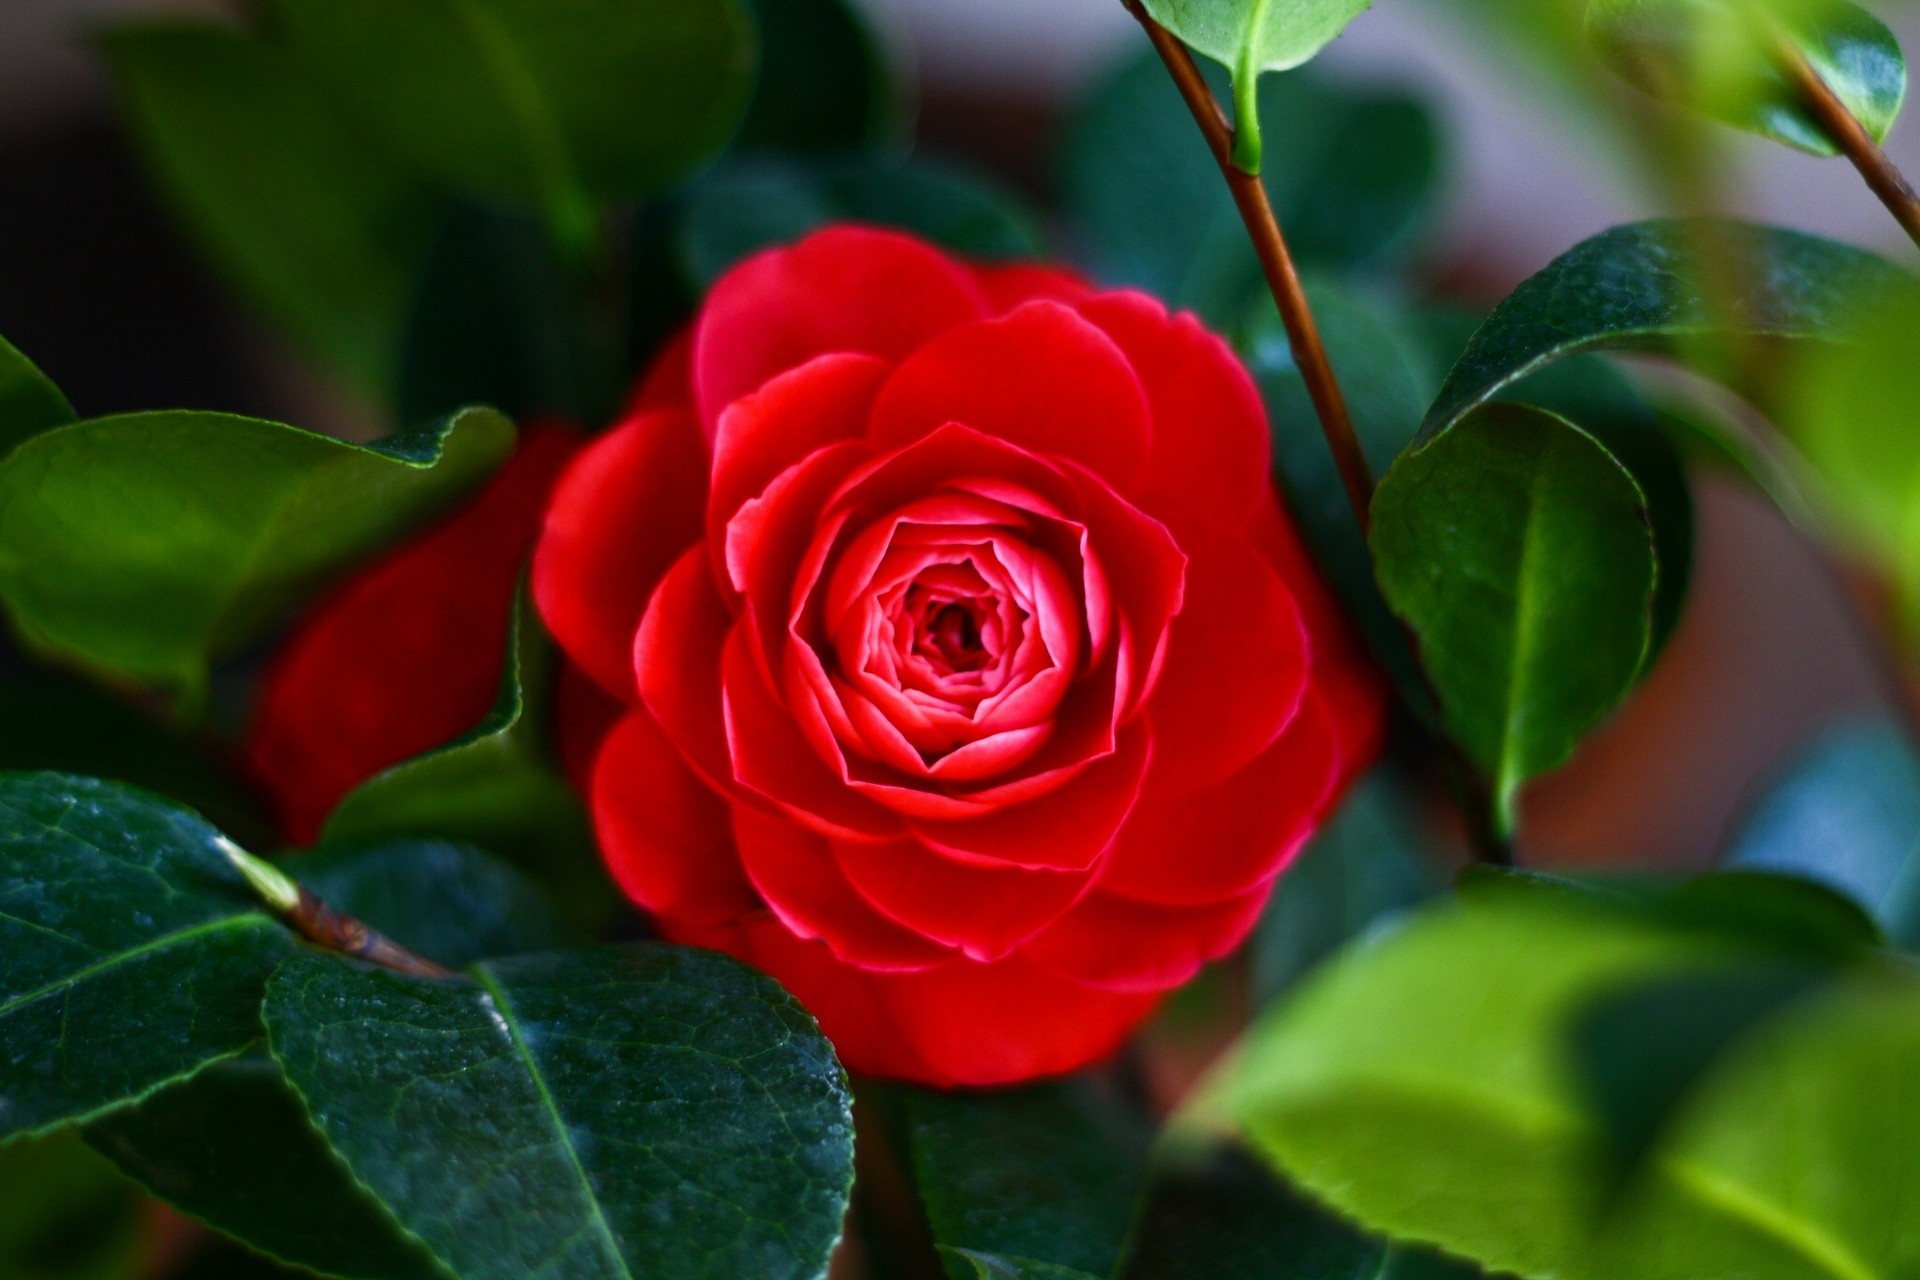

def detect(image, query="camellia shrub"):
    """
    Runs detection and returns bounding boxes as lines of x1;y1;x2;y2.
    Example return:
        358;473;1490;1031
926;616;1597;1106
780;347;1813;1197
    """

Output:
3;0;1920;1277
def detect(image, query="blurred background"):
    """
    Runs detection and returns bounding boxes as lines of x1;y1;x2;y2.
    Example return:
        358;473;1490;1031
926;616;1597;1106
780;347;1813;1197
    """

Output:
0;0;1915;864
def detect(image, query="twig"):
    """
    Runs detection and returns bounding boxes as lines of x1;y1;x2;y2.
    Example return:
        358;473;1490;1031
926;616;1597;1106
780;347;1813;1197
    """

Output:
1771;31;1920;251
1122;0;1376;534
220;839;457;980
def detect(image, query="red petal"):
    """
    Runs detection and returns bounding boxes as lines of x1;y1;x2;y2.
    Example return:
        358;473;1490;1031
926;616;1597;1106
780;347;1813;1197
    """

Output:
627;328;694;416
708;353;890;578
834;835;1098;962
633;545;737;791
1102;688;1340;906
1072;292;1270;538
867;301;1152;493
974;263;1092;310
1021;882;1271;992
693;226;987;428
591;710;758;927
533;410;709;700
732;804;953;971
1144;525;1310;794
908;720;1152;872
249;424;581;844
555;661;624;797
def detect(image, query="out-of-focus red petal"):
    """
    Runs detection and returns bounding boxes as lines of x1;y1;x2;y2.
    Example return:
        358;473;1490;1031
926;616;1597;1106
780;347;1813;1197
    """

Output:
834;835;1098;962
708;353;890;577
731;804;952;971
633;545;737;791
555;661;624;797
1072;291;1270;538
249;424;581;844
1144;526;1310;795
1021;883;1271;992
1102;689;1340;906
693;226;988;428
533;410;709;701
908;721;1152;872
973;263;1092;310
866;301;1153;492
591;710;757;928
627;328;694;416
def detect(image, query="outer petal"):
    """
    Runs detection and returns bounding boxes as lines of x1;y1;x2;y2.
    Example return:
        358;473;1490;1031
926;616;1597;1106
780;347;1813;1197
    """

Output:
973;263;1091;310
1020;882;1272;992
1144;525;1311;795
1101;689;1341;906
731;804;952;971
627;328;694;416
1071;291;1270;537
555;661;624;797
867;301;1153;493
249;424;580;843
634;545;737;791
834;836;1099;962
533;410;709;700
592;710;757;927
694;226;988;428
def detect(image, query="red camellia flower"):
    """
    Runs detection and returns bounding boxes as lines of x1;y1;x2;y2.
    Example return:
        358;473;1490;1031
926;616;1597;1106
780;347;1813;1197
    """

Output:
535;226;1383;1085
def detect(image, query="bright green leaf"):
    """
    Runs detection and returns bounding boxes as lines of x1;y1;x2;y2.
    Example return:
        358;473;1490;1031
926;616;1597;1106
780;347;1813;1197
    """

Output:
735;0;896;153
264;946;855;1280
1371;403;1659;832
0;773;294;1142
100;22;438;393
1587;0;1907;156
1139;0;1375;171
0;335;74;457
268;0;756;249
0;407;513;706
903;1082;1149;1280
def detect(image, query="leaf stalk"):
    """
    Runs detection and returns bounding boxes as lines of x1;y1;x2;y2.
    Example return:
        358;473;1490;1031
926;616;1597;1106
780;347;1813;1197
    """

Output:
1770;28;1920;252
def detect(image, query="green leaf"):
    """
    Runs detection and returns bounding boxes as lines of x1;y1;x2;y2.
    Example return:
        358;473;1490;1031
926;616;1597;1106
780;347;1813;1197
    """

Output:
1421;219;1905;448
939;1251;1102;1280
677;156;1043;290
1725;717;1920;948
734;0;896;153
264;945;855;1280
321;600;612;928
0;773;295;1142
1227;886;1920;1280
269;0;756;249
396;203;616;429
903;1082;1150;1280
1060;52;1440;322
85;1052;446;1280
0;407;513;707
1138;0;1375;171
1251;770;1448;1007
0;335;74;457
0;1128;146;1280
100;22;438;393
1370;403;1659;832
1586;0;1907;156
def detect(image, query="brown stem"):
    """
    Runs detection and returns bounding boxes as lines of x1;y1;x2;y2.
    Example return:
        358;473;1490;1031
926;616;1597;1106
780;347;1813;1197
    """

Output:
1123;0;1376;535
1771;31;1920;251
288;887;457;980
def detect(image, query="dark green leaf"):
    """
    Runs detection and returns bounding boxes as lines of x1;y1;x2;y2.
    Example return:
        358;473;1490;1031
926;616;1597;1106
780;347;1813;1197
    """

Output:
264;945;855;1280
677;156;1042;289
1137;0;1375;171
0;773;294;1141
86;1052;446;1280
940;1251;1102;1280
1060;52;1440;323
0;335;74;457
288;840;580;970
1251;770;1448;1007
1226;885;1920;1280
735;0;896;153
1422;219;1905;447
321;601;612;928
269;0;756;246
1371;403;1659;831
396;203;616;429
1725;717;1920;948
100;22;438;393
904;1081;1149;1280
0;1128;145;1280
1587;0;1907;156
0;408;514;707
1654;869;1883;956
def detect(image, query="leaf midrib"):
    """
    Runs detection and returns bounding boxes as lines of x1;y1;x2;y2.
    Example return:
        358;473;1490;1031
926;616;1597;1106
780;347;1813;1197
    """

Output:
0;913;272;1017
